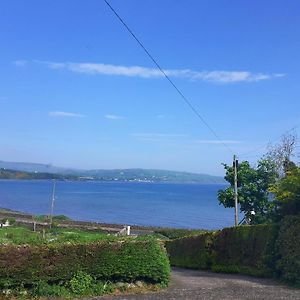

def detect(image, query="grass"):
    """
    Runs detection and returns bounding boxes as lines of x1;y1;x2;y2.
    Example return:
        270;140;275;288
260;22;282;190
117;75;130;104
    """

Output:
0;226;118;245
0;224;209;246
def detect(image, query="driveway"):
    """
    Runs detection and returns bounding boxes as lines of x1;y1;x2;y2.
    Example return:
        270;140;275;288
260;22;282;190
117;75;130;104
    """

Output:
91;267;300;300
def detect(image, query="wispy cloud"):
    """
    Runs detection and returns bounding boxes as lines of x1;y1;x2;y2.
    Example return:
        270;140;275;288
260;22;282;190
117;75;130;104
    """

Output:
131;134;240;145
32;60;285;84
195;140;242;144
104;114;124;120
49;111;85;118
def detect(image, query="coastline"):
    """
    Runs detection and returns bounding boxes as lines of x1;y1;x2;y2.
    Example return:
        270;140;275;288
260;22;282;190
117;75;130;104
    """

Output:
0;208;208;234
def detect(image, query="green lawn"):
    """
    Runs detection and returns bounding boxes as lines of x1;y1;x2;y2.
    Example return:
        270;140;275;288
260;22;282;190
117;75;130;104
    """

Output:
0;226;117;245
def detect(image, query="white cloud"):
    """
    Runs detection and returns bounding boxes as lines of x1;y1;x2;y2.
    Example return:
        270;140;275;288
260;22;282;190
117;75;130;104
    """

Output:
193;71;272;83
104;114;124;120
35;61;285;84
49;111;85;118
195;140;242;144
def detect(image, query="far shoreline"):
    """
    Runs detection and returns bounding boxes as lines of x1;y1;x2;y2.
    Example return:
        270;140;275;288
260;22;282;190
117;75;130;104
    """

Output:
0;178;228;185
0;207;210;232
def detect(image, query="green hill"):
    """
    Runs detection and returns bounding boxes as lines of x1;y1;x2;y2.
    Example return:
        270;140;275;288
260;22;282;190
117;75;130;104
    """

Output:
0;161;225;183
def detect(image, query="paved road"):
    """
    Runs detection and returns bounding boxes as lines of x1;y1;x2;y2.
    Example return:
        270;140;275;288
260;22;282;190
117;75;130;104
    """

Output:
93;268;300;300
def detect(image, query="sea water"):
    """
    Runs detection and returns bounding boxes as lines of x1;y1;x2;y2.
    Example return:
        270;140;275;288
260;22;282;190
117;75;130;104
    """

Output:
0;180;235;230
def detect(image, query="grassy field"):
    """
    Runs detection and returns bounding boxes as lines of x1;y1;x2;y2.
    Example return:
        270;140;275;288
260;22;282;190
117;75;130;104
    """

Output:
0;226;118;245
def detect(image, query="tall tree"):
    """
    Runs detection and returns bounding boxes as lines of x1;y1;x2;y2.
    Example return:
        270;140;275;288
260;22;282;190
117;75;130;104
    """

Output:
218;159;277;224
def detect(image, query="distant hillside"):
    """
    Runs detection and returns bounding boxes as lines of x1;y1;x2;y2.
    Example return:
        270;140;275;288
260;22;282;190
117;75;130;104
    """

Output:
0;168;77;180
0;161;226;183
84;168;226;183
0;160;78;174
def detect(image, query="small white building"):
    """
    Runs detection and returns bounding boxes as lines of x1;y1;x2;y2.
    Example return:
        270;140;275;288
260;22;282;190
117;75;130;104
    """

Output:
0;220;10;228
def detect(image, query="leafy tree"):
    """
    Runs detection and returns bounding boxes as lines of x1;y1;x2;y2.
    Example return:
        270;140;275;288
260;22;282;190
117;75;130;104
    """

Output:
270;166;300;219
218;159;277;224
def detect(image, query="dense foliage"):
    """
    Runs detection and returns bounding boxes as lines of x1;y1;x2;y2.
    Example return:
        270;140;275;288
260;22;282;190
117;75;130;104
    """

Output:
270;167;300;219
211;224;279;277
218;160;277;224
0;239;170;289
165;223;299;280
276;214;300;286
166;233;213;269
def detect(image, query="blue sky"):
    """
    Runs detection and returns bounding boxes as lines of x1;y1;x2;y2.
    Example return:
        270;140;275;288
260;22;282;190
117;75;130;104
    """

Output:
0;0;300;175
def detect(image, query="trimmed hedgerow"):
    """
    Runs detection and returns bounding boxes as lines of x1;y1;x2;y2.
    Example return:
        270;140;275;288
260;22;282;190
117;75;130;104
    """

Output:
166;224;280;278
165;232;214;269
211;224;279;277
0;240;170;288
276;214;300;286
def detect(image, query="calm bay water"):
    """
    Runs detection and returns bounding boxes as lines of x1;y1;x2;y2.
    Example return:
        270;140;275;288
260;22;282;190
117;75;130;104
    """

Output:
0;180;234;230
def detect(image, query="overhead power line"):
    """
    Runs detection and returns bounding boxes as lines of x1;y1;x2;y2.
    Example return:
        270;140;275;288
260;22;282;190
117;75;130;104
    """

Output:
239;122;300;159
103;0;234;155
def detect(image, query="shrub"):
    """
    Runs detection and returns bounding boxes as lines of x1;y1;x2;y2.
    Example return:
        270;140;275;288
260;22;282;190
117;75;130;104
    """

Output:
165;232;214;269
33;281;71;297
0;240;170;289
69;271;94;295
52;215;71;221
211;224;279;277
276;214;300;286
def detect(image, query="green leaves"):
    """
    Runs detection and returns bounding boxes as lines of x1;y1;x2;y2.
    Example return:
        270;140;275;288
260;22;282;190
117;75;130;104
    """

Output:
0;240;170;289
166;224;280;278
69;271;94;295
218;159;278;224
270;167;300;219
276;215;300;286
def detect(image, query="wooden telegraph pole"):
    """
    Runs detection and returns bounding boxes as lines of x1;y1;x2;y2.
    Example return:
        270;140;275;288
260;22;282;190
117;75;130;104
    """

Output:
233;155;239;226
49;179;56;229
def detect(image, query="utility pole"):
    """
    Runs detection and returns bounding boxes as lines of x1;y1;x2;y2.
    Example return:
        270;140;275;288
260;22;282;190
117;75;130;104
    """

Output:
233;155;239;226
49;179;56;229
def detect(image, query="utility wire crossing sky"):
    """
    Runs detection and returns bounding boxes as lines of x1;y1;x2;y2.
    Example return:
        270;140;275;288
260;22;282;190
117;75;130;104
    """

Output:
0;0;299;175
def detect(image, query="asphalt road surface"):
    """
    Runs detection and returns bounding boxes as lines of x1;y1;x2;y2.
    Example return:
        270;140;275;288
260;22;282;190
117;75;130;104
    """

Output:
90;267;300;300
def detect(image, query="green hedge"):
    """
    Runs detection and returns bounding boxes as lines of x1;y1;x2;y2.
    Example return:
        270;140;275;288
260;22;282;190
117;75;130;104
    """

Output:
166;220;300;285
166;224;279;278
165;233;214;269
276;214;300;286
211;224;279;277
0;240;170;288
